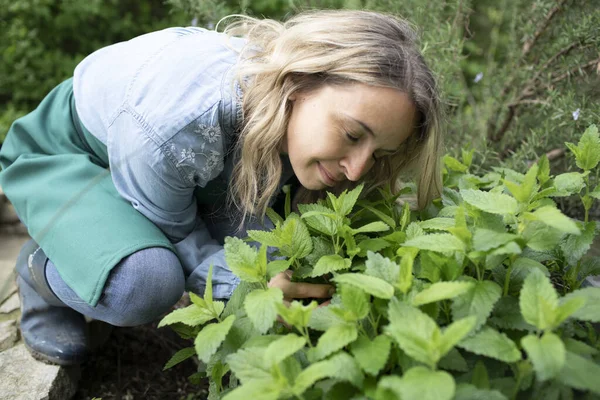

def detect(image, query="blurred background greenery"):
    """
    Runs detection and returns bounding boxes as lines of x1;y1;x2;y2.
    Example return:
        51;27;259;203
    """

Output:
1;0;599;202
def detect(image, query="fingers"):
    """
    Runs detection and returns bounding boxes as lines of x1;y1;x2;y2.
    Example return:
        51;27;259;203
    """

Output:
268;269;335;299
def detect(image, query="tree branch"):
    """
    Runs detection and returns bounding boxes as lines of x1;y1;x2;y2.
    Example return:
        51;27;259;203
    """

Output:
522;0;568;57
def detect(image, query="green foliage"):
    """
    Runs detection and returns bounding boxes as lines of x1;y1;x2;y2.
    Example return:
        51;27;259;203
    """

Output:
160;125;600;399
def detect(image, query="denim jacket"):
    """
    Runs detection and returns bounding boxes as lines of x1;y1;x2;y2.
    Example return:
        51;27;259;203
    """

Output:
73;27;295;299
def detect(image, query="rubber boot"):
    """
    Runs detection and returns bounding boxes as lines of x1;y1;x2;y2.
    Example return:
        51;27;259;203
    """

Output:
15;238;90;365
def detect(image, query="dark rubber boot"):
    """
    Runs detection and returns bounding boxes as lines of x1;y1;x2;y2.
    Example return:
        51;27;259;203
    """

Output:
15;239;90;366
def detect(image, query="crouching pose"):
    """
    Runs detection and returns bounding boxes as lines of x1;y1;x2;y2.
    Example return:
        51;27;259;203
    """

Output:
0;9;443;365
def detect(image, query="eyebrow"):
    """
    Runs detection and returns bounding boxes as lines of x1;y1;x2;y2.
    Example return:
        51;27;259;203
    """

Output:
340;113;397;154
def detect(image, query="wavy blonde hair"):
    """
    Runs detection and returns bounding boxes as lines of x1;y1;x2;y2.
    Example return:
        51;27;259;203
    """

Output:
218;9;445;223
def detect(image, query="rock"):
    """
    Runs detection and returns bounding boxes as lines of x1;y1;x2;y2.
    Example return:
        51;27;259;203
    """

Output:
0;292;19;314
0;344;80;400
0;320;18;352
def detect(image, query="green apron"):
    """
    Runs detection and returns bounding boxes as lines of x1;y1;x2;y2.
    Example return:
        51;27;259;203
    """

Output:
0;78;175;306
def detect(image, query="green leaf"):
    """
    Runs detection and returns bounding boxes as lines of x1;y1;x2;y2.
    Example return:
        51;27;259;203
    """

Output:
163;347;196;370
195;314;236;363
352;221;390;234
590;185;600;199
266;259;290;279
444;154;469;172
439;316;477;357
522;221;565;251
281;215;313;259
293;352;363;395
357;238;391;257
565;124;600;171
438;348;468;372
277;300;318;329
244;288;284;334
553;172;585;196
554;297;586;326
341;284;370;320
263;333;306;367
298;203;338;235
412;281;475;306
365;251;400;283
452;280;502;331
333;273;394;299
460;189;518;215
308;305;350;331
419;218;456;231
473;229;518;252
471;360;490;390
222;379;283;400
398;249;417;294
224;237;264;282
557;350;600;394
350;335;392;376
525;206;581;235
403;233;466;253
359;202;397;229
454;383;508;400
521;332;565;381
311;254;352;277
377;366;455;400
226;347;271;384
406;222;425;240
266;207;284;227
561;287;600;322
564;338;599;357
561;221;596;266
457;327;521;363
158;304;215;328
385;298;439;367
340;184;364;216
489;296;536;331
308;324;358;362
247;230;281;248
519;268;559;330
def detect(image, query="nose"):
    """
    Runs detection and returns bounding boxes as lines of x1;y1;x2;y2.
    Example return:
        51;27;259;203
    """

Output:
340;147;374;182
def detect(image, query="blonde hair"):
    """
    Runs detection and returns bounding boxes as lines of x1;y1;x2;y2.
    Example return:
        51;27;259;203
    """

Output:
219;9;445;223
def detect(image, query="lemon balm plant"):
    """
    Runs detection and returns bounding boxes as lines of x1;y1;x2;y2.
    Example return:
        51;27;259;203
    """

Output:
159;125;600;400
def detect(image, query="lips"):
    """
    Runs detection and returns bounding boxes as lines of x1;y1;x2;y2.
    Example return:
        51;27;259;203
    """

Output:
318;163;340;187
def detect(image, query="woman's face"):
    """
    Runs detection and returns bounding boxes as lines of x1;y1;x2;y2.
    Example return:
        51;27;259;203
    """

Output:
282;82;417;190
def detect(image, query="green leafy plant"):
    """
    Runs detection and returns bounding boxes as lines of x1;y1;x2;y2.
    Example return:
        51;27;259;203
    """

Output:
160;124;600;400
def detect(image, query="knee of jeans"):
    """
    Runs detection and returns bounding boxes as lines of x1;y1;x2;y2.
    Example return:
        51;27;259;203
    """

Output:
107;247;185;327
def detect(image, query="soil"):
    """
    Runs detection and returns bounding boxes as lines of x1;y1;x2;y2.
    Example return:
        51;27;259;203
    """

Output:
74;296;209;400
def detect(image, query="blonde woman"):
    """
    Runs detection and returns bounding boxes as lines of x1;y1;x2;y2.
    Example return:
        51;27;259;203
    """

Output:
0;9;444;365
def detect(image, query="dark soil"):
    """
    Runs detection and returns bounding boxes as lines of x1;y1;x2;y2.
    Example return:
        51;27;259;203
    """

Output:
74;296;209;400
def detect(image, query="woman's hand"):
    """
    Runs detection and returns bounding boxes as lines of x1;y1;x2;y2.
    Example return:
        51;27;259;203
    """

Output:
268;269;334;308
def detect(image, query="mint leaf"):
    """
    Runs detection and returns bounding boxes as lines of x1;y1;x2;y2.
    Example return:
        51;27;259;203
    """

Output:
565;124;600;171
590;185;600;199
406;222;425;240
522;221;565;251
473;229;518;252
263;333;306;367
553;172;585;196
293;352;363;395
412;281;475;306
226;347;271;384
195;314;236;363
298;203;337;235
244;288;284;334
439;316;477;357
525;206;580;235
458;327;521;363
554;297;586;326
419;218;456;231
359;203;397;229
333;273;395;299
158;304;215;328
277;300;318;329
557;350;600;394
163;347;196;370
339;184;364;216
377;367;455;400
385;298;439;367
519;268;559;330
398;249;417;293
454;383;508;400
365;251;400;283
521;332;565;382
403;233;466;253
451;279;502;331
224;237;265;283
350;335;392;376
560;221;596;266
351;221;390;234
308;324;358;362
357;238;391;257
308;305;350;331
489;296;536;331
311;254;352;277
266;259;290;279
247;230;281;248
341;284;370;320
561;287;600;322
460;189;518;215
438;348;468;372
222;379;283;400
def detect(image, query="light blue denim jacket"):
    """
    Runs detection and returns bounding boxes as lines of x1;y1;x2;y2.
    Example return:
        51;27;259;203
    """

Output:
73;27;294;299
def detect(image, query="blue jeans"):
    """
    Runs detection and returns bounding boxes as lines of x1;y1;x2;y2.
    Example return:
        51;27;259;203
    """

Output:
45;247;185;327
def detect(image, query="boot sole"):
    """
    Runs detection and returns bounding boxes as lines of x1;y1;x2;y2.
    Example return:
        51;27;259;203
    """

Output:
23;340;87;366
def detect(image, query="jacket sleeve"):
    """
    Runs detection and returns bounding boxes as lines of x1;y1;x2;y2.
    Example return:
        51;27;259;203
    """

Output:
106;105;240;299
